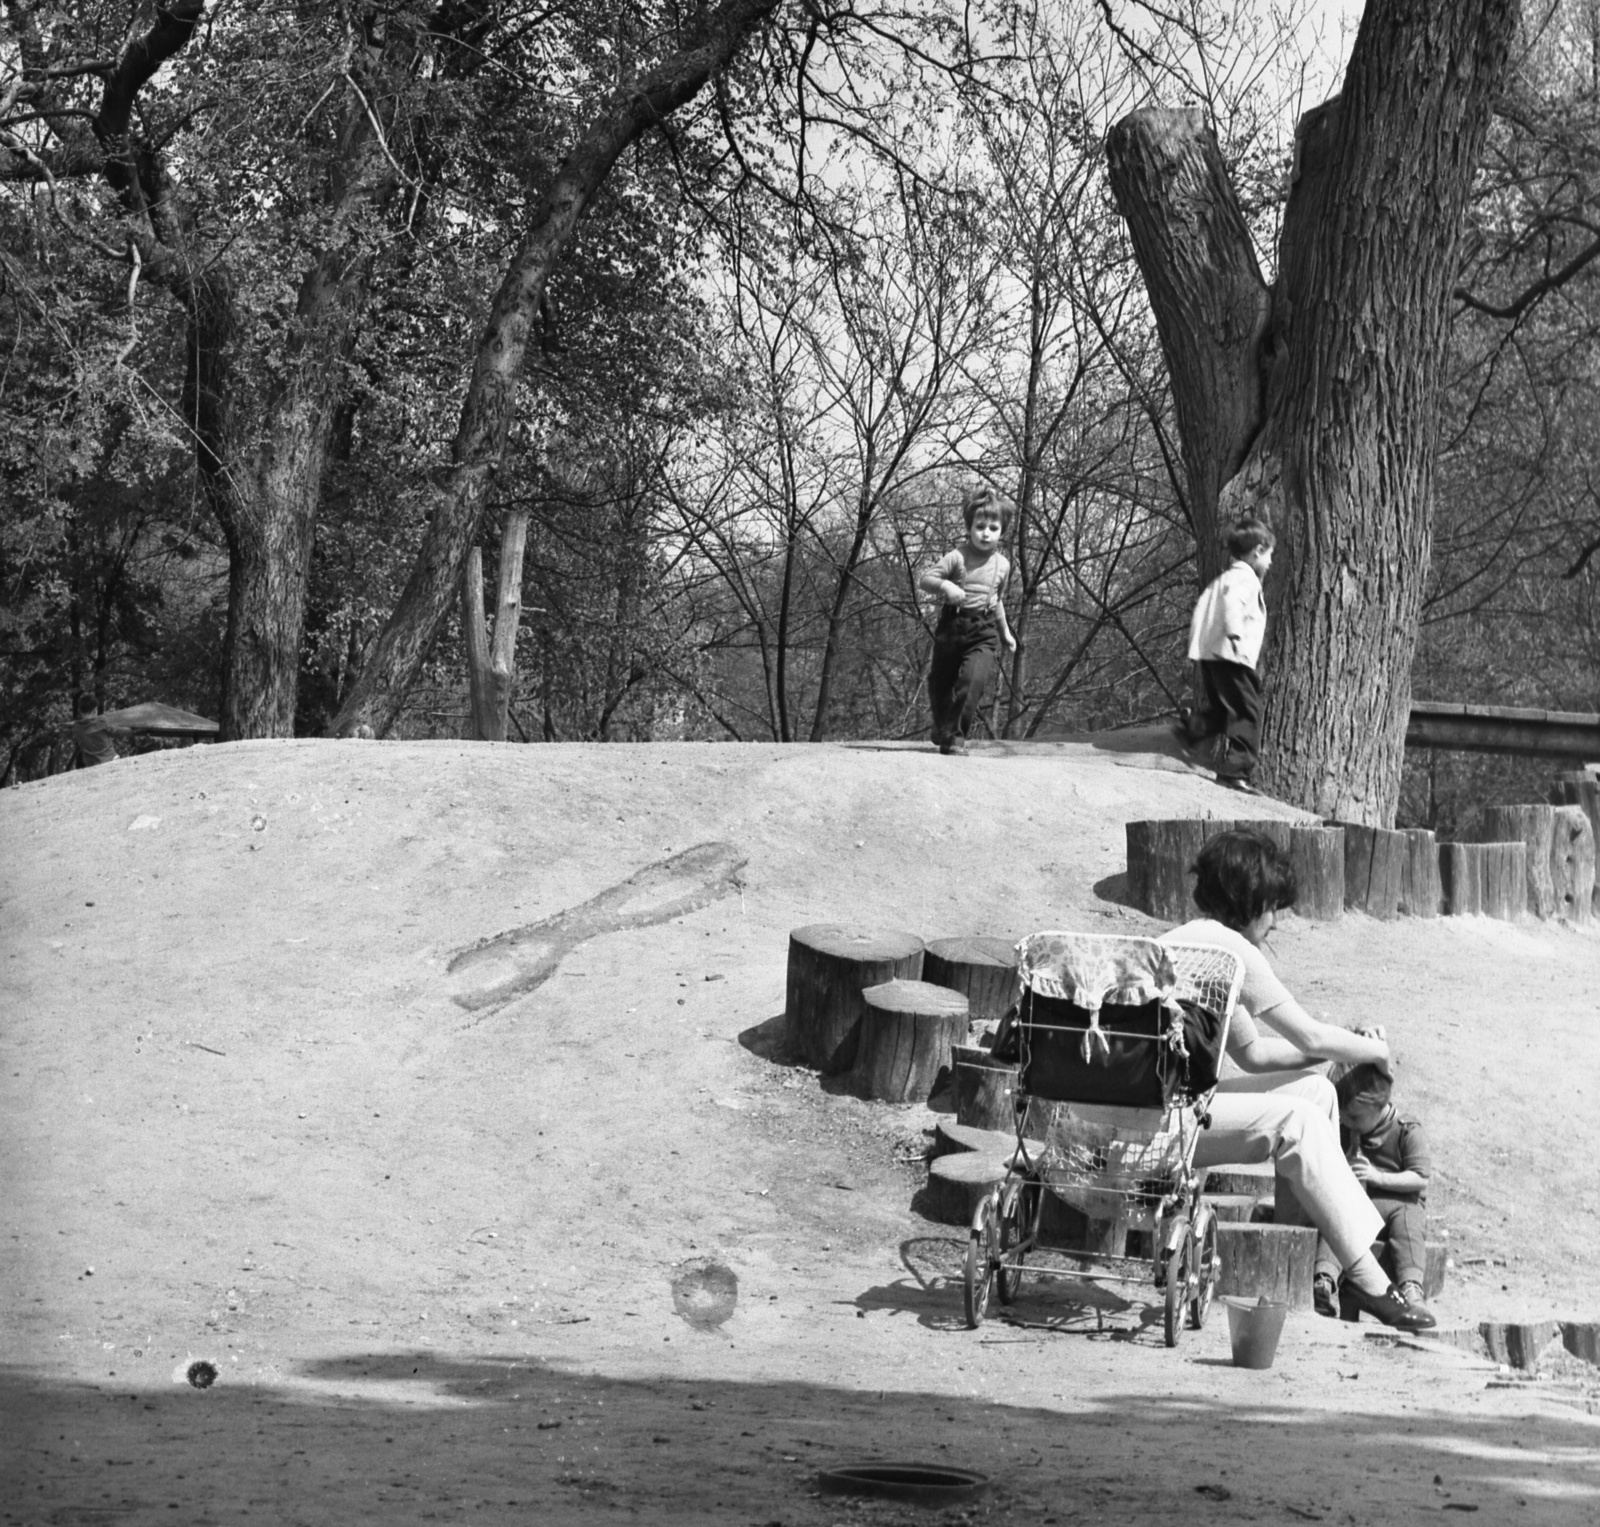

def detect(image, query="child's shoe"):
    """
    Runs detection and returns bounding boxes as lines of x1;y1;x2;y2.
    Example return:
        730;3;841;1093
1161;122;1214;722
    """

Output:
1312;1273;1339;1319
1397;1280;1427;1307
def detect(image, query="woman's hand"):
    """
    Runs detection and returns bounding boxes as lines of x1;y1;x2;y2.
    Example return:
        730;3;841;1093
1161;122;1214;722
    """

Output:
1354;1024;1387;1042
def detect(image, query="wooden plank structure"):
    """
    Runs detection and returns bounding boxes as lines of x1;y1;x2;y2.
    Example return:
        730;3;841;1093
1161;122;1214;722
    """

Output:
921;936;1019;1026
851;980;968;1104
785;925;923;1075
1468;804;1595;923
1439;841;1527;918
1338;822;1407;919
1407;700;1600;760
1399;828;1443;917
1289;825;1344;920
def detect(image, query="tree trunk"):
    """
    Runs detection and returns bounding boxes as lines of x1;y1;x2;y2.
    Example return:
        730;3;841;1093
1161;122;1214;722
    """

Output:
331;0;782;738
461;510;530;741
1105;0;1520;823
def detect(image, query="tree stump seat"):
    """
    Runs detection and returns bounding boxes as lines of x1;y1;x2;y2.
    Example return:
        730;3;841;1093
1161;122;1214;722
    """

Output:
922;1153;1007;1227
785;925;924;1075
951;1044;1020;1132
922;937;1019;1026
1215;1222;1317;1309
851;980;969;1104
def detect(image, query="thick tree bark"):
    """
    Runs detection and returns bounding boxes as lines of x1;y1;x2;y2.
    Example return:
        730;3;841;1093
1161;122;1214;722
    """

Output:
1106;0;1520;823
331;0;781;737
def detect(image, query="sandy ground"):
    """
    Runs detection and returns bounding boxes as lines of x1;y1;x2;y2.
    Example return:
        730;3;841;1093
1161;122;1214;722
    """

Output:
2;733;1598;1526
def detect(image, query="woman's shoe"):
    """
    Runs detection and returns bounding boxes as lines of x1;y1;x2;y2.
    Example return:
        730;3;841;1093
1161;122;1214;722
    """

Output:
1338;1281;1437;1332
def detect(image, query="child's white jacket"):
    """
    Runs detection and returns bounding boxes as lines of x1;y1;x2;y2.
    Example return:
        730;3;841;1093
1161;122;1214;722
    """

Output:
1188;560;1265;669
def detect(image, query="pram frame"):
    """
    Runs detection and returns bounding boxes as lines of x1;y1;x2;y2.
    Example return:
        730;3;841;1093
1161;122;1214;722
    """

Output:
962;935;1243;1347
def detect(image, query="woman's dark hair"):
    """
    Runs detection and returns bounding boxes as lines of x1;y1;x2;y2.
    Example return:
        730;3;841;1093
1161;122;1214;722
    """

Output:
1190;829;1297;929
1225;518;1275;559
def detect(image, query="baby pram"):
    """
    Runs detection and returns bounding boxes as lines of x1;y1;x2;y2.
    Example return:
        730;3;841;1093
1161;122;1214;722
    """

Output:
963;932;1243;1346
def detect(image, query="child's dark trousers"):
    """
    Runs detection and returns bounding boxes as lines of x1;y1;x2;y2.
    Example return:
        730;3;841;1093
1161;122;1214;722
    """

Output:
1368;1195;1428;1288
1198;658;1262;780
928;607;999;745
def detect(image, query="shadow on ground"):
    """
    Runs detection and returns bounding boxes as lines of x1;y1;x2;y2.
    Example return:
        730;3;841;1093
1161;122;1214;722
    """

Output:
6;1350;1595;1525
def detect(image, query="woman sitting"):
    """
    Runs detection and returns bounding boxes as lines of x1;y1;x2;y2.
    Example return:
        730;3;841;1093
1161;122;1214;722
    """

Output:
1159;829;1436;1331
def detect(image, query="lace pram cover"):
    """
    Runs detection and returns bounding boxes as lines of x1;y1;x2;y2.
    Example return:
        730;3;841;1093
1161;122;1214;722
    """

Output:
1013;932;1244;1213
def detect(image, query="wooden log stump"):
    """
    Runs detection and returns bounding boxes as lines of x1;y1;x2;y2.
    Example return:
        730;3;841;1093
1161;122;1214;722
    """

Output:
1226;819;1292;853
952;1046;1021;1132
852;980;969;1104
921;1153;1005;1226
1289;825;1344;921
1204;1193;1260;1224
785;925;923;1075
1439;842;1527;919
1552;772;1600;915
1480;1320;1560;1371
1215;1223;1317;1310
922;936;1019;1026
1399;828;1442;918
1423;1240;1449;1300
1339;822;1407;919
1125;819;1207;921
1202;1165;1275;1203
1551;804;1595;925
932;1119;1043;1161
1560;1321;1600;1365
1472;805;1559;918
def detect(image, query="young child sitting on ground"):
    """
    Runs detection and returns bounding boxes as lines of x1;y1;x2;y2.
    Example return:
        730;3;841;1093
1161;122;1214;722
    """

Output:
1334;1059;1432;1314
918;485;1016;755
1182;518;1274;791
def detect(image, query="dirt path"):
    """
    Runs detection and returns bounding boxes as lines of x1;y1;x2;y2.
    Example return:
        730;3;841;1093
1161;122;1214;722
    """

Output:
2;736;1597;1524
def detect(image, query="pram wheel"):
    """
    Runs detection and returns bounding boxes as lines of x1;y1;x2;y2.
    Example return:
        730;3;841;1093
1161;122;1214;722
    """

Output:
964;1191;1000;1328
996;1179;1037;1305
1162;1235;1187;1348
1188;1205;1219;1331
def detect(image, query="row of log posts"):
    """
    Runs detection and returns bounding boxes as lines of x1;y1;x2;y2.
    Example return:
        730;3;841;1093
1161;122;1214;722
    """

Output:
1126;803;1595;923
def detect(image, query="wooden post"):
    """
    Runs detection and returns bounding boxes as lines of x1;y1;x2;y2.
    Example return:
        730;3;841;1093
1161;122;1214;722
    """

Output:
1215;1223;1317;1309
921;1154;1006;1226
1126;820;1207;921
1226;818;1292;853
1339;822;1406;918
1473;805;1559;918
851;980;969;1104
922;937;1019;1026
1289;824;1344;921
1399;827;1442;917
785;925;924;1075
1552;772;1600;916
1440;842;1527;918
1550;804;1595;925
952;1046;1021;1132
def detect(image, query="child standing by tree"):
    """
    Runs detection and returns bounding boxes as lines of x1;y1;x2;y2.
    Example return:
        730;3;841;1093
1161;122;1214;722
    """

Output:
1334;1060;1433;1314
1182;518;1274;791
919;486;1016;755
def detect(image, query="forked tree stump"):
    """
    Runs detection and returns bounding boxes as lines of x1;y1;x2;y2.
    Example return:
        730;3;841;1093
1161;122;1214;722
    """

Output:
1399;828;1443;917
1468;804;1595;922
952;1045;1021;1132
785;925;923;1075
922;1153;1006;1226
922;936;1019;1025
1439;842;1527;919
851;980;969;1104
1550;804;1595;924
1215;1223;1317;1309
1339;822;1407;919
1289;825;1344;921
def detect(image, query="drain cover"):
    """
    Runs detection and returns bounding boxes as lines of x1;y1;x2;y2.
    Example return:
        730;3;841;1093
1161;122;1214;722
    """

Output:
817;1462;988;1506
